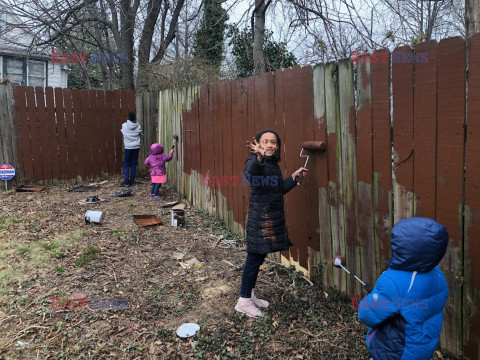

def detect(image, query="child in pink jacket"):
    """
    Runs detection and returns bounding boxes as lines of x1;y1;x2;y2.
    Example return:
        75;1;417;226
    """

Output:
144;143;174;199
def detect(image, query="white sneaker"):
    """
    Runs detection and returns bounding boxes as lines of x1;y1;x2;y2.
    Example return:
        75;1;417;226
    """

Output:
251;289;269;308
235;297;263;318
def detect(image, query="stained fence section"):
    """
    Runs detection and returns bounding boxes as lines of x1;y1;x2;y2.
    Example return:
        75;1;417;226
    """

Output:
156;36;479;359
8;86;135;183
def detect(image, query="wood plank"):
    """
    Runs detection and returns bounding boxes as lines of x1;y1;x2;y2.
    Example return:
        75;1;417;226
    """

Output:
63;89;77;181
282;66;309;272
355;55;376;291
464;33;480;360
224;81;234;227
392;46;415;223
80;89;93;180
113;90;123;175
135;94;145;175
413;41;438;219
27;87;43;180
436;36;465;357
325;62;346;290
338;59;359;295
54;88;68;180
274;69;290;262
206;85;215;216
239;79;249;237
12;86;28;182
312;64;331;285
371;49;392;277
89;90;101;179
96;91;108;176
6;85;20;184
35;87;51;181
301;65;321;277
0;86;8;164
45;87;60;182
105;91;115;175
71;89;85;181
0;86;9;186
231;80;242;233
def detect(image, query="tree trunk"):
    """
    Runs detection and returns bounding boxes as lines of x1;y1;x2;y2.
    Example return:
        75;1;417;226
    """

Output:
253;0;269;75
120;0;136;90
466;0;480;38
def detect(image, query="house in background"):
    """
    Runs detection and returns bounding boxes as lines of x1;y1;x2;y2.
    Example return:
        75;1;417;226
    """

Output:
0;5;69;88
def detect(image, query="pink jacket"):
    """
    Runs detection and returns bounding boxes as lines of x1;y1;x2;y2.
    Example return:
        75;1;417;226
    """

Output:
144;143;173;176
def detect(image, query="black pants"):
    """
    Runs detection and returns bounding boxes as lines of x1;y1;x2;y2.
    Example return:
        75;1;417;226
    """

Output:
123;148;140;181
240;253;267;298
151;183;161;196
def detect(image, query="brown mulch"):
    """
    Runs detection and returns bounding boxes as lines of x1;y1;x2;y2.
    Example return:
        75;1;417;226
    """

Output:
0;177;453;359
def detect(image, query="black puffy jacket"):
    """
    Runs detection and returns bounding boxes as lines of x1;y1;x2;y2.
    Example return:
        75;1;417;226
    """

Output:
244;154;296;254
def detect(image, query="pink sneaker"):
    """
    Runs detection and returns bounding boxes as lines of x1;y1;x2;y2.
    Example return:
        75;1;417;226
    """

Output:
251;289;269;308
152;196;162;200
235;297;263;318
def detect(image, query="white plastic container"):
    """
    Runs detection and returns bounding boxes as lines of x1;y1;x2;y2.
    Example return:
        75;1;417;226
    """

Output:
85;210;105;224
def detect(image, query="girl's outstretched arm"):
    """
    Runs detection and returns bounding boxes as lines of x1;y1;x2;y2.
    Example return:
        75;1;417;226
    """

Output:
165;150;174;162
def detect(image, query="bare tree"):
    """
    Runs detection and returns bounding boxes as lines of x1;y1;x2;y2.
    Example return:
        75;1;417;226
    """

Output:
466;0;480;38
2;0;197;90
286;0;463;62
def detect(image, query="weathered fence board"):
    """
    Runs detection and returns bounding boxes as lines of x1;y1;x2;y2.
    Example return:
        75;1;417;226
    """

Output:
464;33;480;360
413;41;438;219
392;45;415;223
312;64;332;285
437;36;465;356
355;55;376;290
371;49;392;277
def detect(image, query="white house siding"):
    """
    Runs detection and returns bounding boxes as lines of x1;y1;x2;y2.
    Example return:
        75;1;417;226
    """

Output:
47;62;68;88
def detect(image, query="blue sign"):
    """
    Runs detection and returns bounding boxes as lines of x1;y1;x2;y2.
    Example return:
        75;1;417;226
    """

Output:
0;164;15;181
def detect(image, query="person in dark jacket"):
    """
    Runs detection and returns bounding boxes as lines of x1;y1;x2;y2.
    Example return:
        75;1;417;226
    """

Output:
358;217;449;360
235;129;307;318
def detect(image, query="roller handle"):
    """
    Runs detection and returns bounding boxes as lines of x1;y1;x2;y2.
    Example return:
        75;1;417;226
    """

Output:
296;171;304;186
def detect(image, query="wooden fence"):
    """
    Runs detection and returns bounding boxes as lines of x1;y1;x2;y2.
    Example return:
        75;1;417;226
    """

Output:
0;86;136;185
154;35;480;359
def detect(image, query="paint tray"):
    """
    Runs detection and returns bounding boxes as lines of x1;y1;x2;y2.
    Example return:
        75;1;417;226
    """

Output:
133;215;163;227
15;185;46;192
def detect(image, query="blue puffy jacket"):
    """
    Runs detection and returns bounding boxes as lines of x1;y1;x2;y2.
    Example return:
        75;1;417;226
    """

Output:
358;217;449;360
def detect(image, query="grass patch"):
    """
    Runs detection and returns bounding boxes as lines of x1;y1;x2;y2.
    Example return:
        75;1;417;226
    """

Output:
12;219;23;223
17;247;30;256
75;246;101;266
55;265;65;272
42;243;58;251
51;251;66;259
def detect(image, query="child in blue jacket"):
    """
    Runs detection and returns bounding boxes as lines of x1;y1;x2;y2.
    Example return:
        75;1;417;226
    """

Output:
358;217;449;360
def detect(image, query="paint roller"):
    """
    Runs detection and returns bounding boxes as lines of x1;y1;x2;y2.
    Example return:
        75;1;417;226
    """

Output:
172;134;178;149
333;256;374;293
297;141;326;185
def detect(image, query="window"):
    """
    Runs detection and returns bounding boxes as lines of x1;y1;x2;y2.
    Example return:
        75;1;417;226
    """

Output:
28;59;45;87
6;58;23;85
0;12;6;31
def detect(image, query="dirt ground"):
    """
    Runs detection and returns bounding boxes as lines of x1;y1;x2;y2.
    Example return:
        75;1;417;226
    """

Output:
0;177;453;359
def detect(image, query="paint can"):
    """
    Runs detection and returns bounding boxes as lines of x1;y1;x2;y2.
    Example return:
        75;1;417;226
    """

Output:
85;210;105;224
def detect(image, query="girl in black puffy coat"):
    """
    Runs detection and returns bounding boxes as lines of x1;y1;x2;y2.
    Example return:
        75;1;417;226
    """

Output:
235;130;307;318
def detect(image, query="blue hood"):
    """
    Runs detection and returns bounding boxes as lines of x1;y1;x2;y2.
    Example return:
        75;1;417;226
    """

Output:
389;217;448;272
